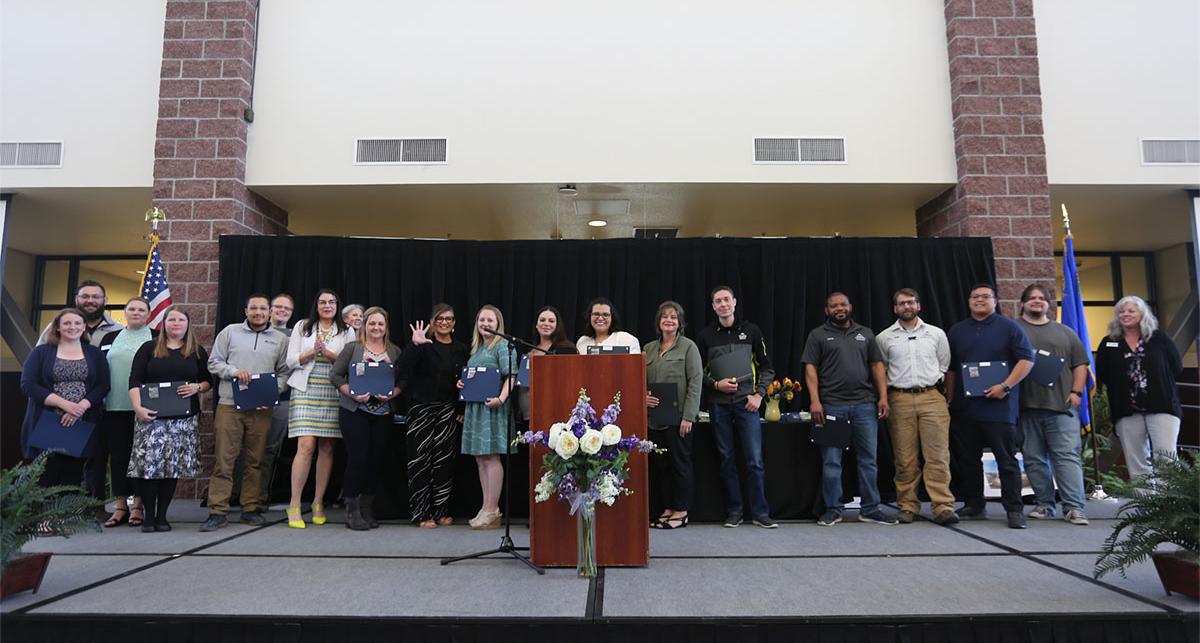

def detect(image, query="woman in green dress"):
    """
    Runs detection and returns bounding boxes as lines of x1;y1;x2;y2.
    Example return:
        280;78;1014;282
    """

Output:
457;305;513;530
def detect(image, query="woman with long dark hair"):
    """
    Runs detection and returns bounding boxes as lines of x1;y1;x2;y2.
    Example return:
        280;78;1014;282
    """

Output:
531;306;578;355
399;303;469;528
128;306;211;532
285;289;357;528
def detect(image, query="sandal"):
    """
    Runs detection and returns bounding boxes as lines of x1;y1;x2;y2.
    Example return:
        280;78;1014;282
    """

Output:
651;512;672;528
311;503;327;525
436;516;454;526
104;507;130;528
287;507;306;529
652;514;689;530
128;505;145;527
418;519;437;529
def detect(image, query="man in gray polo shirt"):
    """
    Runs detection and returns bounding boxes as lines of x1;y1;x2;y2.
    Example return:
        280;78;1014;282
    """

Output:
1017;284;1090;525
876;288;958;525
802;292;894;526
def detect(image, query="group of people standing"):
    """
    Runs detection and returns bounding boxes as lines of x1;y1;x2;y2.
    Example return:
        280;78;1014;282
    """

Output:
20;279;1184;533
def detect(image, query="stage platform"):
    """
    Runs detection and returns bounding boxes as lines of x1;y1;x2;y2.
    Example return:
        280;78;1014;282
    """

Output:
2;498;1196;642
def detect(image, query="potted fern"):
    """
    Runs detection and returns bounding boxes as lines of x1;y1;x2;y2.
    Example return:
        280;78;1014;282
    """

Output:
1094;453;1199;598
1;453;102;598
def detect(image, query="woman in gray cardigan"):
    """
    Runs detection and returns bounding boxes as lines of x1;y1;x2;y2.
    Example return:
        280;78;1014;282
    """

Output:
330;307;403;531
644;301;703;530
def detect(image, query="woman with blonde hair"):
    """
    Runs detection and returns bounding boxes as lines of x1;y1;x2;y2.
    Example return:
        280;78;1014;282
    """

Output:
1094;296;1183;480
456;305;513;529
330;306;402;530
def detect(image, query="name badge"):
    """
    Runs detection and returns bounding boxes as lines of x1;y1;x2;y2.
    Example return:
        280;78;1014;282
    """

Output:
1106;342;1119;348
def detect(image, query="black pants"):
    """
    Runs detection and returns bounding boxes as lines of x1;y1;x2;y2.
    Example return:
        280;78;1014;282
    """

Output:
85;410;136;500
340;408;390;498
135;478;178;524
406;401;460;522
39;453;85;488
650;425;694;512
950;417;1023;512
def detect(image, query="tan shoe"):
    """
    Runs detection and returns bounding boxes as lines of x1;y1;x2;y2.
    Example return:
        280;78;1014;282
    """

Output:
436;516;454;526
472;510;502;530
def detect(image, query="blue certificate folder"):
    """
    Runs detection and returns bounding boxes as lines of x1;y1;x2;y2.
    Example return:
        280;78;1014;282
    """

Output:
349;361;395;396
459;366;502;402
233;373;279;411
28;411;97;457
1028;350;1067;387
139;382;191;416
516;354;531;388
960;361;1008;397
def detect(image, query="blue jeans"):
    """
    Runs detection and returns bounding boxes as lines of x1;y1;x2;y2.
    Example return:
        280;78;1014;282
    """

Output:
820;402;881;515
709;402;770;518
1020;407;1085;511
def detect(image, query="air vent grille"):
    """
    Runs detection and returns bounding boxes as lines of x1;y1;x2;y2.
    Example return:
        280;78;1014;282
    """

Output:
1142;139;1200;164
355;138;447;164
754;137;845;163
634;227;678;239
0;142;63;167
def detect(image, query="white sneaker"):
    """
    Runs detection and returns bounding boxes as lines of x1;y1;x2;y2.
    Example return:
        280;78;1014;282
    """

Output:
1064;509;1089;525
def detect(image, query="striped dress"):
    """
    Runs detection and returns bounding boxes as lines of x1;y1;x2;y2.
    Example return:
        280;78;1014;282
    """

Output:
288;326;343;439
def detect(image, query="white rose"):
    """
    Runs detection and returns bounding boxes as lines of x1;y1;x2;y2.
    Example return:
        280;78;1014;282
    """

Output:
600;423;622;446
555;433;579;459
548;422;569;449
580;429;604;455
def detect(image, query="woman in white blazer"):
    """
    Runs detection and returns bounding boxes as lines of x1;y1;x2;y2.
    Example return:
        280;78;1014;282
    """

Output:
284;289;357;528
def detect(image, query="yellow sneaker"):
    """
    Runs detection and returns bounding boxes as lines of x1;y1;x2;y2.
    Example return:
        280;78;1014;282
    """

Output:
311;503;327;525
287;507;306;529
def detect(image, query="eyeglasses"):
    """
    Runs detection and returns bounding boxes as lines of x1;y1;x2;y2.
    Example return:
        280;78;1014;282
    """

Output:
591;312;612;319
435;316;455;323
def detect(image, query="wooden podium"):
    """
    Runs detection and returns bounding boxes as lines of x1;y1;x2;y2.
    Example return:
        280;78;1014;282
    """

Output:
527;354;649;567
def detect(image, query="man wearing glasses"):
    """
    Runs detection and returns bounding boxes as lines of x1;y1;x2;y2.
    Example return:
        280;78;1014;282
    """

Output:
37;280;122;346
876;288;957;525
945;284;1035;529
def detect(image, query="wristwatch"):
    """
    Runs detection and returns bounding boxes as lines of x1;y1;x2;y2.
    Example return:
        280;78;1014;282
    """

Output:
1070;390;1083;396
1000;382;1011;394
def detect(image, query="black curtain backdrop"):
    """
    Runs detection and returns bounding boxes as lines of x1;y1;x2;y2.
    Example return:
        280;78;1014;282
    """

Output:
217;235;995;381
219;235;995;519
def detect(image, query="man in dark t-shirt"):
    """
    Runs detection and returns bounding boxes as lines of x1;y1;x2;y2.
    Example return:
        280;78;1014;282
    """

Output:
1016;284;1091;525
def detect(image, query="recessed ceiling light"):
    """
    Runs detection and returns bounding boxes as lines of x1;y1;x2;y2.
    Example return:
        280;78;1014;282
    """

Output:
558;184;578;196
587;219;607;227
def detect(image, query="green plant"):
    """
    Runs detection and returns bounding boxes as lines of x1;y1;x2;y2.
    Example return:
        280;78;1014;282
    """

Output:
1094;453;1200;579
1;453;102;569
1081;385;1128;490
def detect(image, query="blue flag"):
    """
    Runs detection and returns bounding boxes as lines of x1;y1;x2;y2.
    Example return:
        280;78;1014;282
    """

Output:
1060;234;1095;430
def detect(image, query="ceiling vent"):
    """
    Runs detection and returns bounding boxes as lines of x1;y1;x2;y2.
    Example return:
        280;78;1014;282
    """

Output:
1141;139;1199;164
753;137;846;164
355;138;447;164
0;142;63;168
634;227;678;239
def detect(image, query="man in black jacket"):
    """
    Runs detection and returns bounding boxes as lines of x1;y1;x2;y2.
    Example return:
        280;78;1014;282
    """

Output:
695;286;776;528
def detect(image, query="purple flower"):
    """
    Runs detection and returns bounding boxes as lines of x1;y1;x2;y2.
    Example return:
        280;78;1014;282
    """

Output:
636;439;656;453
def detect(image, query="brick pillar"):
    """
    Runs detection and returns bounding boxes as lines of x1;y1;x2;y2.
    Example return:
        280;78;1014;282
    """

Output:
918;0;1054;316
152;0;287;498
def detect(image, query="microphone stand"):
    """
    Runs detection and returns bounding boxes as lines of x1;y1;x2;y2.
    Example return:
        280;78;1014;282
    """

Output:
441;328;547;574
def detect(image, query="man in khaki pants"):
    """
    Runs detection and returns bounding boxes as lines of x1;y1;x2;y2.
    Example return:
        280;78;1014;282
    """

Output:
201;294;290;531
876;288;958;525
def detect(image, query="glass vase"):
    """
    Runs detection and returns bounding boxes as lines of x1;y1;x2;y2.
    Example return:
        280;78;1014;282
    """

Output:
576;506;597;578
765;397;782;422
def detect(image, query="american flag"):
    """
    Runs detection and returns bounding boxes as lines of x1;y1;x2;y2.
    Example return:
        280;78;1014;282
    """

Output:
140;234;173;329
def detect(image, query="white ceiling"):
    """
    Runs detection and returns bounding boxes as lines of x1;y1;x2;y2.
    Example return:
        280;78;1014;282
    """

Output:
1;183;1193;257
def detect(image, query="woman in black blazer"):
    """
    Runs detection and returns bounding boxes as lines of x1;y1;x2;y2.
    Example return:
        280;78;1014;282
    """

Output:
20;308;110;487
1094;296;1183;482
330;307;403;531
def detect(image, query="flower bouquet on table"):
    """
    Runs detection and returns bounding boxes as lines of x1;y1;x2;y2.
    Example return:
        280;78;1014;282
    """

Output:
514;388;658;577
764;377;800;421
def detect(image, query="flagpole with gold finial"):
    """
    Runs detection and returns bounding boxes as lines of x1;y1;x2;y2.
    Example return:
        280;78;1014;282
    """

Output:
140;207;167;293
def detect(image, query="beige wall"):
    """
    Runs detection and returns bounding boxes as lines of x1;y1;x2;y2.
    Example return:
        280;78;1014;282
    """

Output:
245;0;957;186
0;0;165;189
1037;0;1200;185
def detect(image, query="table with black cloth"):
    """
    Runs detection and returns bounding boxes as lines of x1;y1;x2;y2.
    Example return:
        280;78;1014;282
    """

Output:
369;419;898;522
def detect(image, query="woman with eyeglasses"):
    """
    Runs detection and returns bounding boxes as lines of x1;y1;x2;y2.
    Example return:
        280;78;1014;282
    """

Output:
456;305;514;529
575;297;641;355
1094;296;1183;480
398;304;470;528
644;301;702;529
285;289;357;528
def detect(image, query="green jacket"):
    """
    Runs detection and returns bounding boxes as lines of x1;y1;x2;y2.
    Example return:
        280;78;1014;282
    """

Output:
644;335;703;424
